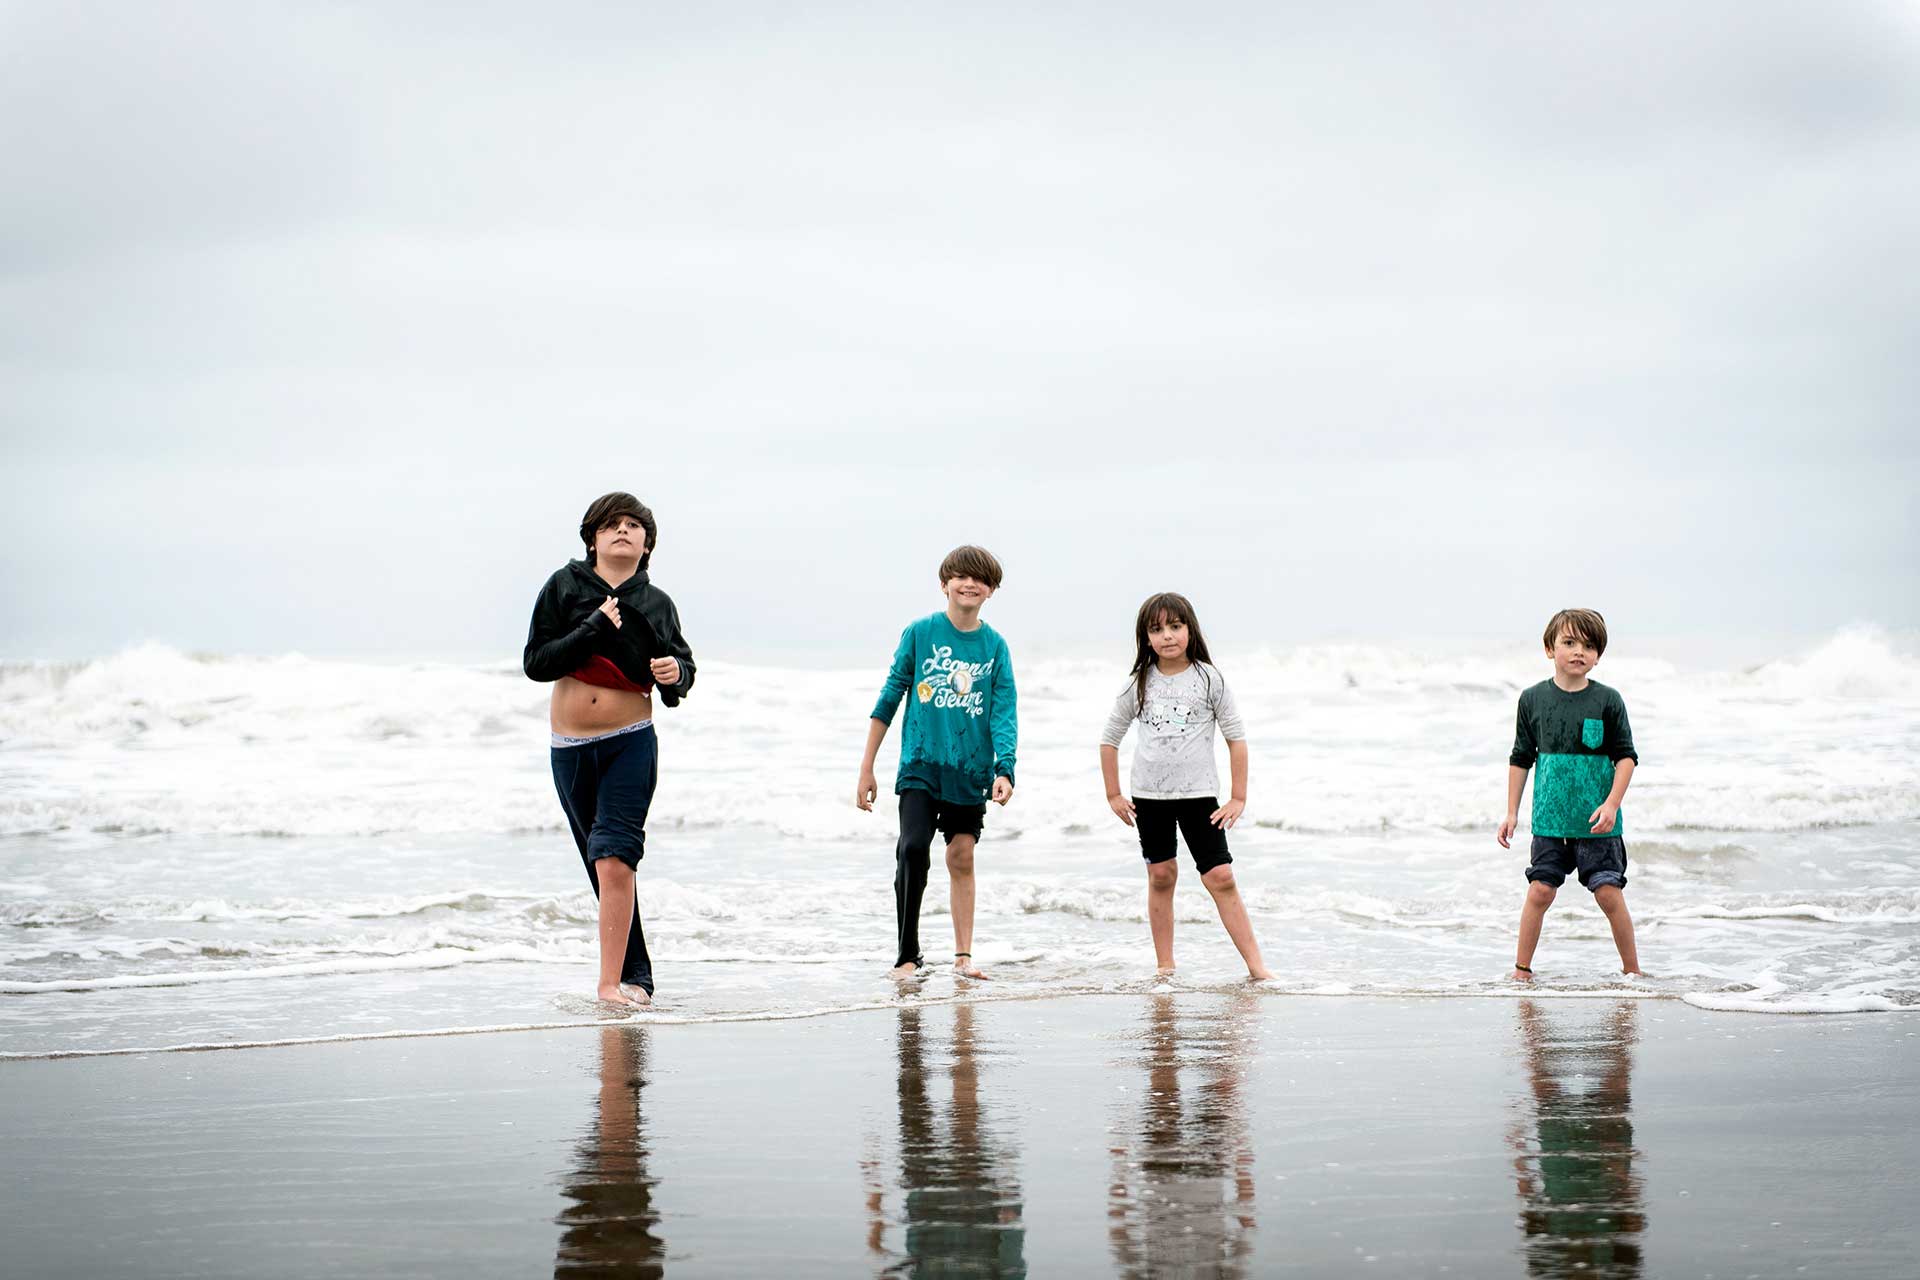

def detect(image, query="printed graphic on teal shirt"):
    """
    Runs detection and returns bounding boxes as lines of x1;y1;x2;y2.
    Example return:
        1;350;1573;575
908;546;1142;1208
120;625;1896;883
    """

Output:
1533;754;1620;839
1581;717;1605;749
872;614;1017;805
915;642;997;719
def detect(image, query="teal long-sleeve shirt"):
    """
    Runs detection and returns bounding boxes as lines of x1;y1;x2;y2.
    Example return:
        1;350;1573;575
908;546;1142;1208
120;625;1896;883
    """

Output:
870;612;1018;805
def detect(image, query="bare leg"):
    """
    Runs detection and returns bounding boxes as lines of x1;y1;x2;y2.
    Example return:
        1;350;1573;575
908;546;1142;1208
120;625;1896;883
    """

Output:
1201;865;1271;980
946;835;985;977
594;859;645;1006
1146;860;1178;972
1514;879;1555;979
1593;885;1641;975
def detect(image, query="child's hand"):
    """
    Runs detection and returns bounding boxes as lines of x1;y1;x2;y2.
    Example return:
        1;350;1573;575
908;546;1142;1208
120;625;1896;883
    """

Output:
1108;793;1136;827
1588;802;1618;835
991;776;1013;806
1497;815;1517;848
1210;798;1244;829
649;656;680;686
597;596;622;628
856;770;878;812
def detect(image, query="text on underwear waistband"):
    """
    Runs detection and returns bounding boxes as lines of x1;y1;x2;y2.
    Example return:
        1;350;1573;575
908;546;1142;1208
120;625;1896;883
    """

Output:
550;719;654;748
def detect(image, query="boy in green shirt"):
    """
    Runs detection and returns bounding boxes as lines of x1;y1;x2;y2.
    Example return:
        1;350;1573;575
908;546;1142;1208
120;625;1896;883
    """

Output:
857;546;1018;980
1497;609;1642;980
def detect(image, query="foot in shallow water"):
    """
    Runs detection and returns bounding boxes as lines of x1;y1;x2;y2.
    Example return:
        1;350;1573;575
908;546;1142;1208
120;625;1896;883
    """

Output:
1247;966;1274;982
953;954;988;980
1510;967;1535;982
890;961;923;981
596;982;646;1008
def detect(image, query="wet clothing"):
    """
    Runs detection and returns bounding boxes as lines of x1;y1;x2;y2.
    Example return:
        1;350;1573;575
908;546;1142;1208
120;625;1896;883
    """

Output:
1527;835;1629;892
1100;662;1244;800
523;561;696;705
1509;680;1637;839
871;612;1017;805
530;561;693;1001
1133;796;1233;873
893;790;987;969
551;723;658;995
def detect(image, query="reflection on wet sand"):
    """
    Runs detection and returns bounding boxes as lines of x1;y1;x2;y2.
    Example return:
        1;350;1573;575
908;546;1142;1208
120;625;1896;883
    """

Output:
555;1026;666;1277
1108;993;1259;1279
1510;1000;1645;1279
866;1002;1027;1277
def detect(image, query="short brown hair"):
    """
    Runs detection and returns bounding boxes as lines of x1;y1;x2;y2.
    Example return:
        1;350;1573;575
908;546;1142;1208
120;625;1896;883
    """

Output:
939;545;1003;589
579;492;656;570
1543;608;1608;657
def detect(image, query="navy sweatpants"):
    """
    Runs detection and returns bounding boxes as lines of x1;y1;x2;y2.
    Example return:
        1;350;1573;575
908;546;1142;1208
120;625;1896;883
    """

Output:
551;725;658;995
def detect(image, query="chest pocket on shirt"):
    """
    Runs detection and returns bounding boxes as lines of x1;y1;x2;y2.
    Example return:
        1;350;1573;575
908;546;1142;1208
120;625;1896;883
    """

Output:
1582;717;1605;750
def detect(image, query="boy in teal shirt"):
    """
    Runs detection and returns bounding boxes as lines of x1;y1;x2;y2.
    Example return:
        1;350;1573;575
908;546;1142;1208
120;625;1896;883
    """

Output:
857;546;1018;980
1498;609;1642;980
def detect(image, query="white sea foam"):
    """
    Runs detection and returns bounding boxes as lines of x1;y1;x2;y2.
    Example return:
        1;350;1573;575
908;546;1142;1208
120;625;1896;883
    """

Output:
4;631;1916;839
0;944;563;993
2;631;1916;1051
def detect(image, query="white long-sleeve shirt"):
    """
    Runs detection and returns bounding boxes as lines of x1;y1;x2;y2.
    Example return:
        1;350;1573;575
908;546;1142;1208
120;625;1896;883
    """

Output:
1100;662;1245;800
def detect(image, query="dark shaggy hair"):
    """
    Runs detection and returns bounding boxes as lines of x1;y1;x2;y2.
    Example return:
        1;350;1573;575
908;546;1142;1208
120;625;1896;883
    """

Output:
1129;592;1215;709
579;492;657;570
1542;608;1608;657
938;545;1004;589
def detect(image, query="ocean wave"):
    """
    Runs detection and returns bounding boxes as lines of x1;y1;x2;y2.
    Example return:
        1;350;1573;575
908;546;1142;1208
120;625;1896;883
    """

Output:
1650;893;1920;926
3;633;1915;840
0;944;565;993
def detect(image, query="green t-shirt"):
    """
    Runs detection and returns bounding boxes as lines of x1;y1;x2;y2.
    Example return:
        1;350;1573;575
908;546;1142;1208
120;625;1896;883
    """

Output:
1509;680;1638;839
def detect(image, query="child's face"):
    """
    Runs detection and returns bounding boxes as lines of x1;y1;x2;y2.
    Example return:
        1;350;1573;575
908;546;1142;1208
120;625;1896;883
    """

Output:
1549;628;1599;680
1147;615;1190;663
943;573;995;611
594;516;648;562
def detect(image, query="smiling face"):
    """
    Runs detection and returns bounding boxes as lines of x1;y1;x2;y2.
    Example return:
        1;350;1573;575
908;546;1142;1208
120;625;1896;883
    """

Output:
943;573;995;613
1549;628;1600;684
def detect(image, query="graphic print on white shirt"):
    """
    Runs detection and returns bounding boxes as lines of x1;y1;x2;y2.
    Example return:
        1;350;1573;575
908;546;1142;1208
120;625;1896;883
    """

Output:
1099;663;1247;800
1144;698;1194;732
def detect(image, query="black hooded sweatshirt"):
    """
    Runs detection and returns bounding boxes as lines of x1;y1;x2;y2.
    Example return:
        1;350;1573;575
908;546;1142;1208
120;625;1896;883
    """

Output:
523;561;696;707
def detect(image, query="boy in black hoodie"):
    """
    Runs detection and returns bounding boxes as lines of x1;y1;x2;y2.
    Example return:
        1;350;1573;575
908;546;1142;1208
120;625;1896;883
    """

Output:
525;493;696;1007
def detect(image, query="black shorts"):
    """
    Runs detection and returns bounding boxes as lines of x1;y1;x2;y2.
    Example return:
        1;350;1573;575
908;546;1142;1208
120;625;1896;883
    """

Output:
899;788;985;844
1134;796;1232;874
1526;835;1628;892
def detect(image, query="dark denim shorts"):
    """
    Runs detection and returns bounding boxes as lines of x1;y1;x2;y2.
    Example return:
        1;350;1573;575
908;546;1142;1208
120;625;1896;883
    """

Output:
1526;835;1628;892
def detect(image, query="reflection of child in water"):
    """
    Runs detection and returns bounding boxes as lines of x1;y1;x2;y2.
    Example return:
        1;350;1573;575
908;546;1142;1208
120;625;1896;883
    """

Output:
1510;1000;1645;1279
864;1004;1027;1276
554;1027;666;1275
1107;994;1258;1279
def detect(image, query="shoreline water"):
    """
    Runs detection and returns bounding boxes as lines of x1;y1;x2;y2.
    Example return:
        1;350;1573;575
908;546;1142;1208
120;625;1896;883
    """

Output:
3;632;1917;1056
4;993;1915;1278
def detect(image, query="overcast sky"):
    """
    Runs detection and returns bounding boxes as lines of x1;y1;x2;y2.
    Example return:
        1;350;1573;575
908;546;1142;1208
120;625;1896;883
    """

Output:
3;2;1915;666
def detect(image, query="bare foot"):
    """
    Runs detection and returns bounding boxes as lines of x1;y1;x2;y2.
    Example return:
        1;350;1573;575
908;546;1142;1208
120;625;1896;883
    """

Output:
596;983;643;1007
890;961;922;981
954;954;987;980
621;984;652;1007
1155;965;1177;978
1510;967;1534;982
1247;967;1274;982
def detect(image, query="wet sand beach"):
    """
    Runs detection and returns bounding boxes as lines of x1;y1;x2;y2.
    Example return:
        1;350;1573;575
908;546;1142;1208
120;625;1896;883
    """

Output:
3;993;1914;1278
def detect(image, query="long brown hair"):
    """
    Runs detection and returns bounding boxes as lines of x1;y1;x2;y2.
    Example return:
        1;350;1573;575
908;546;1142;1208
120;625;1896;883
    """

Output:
1129;592;1215;708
